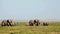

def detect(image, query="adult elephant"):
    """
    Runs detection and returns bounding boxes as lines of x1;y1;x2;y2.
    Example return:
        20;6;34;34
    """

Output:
43;22;48;26
29;20;34;26
1;19;12;26
29;19;40;26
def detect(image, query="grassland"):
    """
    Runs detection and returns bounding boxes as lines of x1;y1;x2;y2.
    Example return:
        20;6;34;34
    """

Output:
0;22;60;34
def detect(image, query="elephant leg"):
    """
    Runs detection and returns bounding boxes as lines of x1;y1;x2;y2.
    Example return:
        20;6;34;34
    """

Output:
31;23;33;26
46;24;48;26
7;22;12;26
35;23;38;26
7;23;9;26
9;23;12;26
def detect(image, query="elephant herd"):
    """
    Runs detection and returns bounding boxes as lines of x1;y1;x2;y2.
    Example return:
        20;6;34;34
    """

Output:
29;19;48;26
0;19;48;26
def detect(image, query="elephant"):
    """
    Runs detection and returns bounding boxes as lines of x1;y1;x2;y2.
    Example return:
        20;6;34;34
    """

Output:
29;20;34;26
43;22;48;26
1;19;12;26
29;19;40;26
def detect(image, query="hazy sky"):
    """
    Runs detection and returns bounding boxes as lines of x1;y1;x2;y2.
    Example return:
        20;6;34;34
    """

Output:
0;0;60;20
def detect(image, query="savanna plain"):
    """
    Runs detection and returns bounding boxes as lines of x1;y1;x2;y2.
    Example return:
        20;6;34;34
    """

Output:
0;22;60;34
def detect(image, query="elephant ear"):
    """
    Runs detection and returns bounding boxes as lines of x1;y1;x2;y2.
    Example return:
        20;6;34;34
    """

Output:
7;20;9;23
33;20;36;24
8;19;12;23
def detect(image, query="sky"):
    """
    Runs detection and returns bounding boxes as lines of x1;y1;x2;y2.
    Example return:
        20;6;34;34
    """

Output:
0;0;60;20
